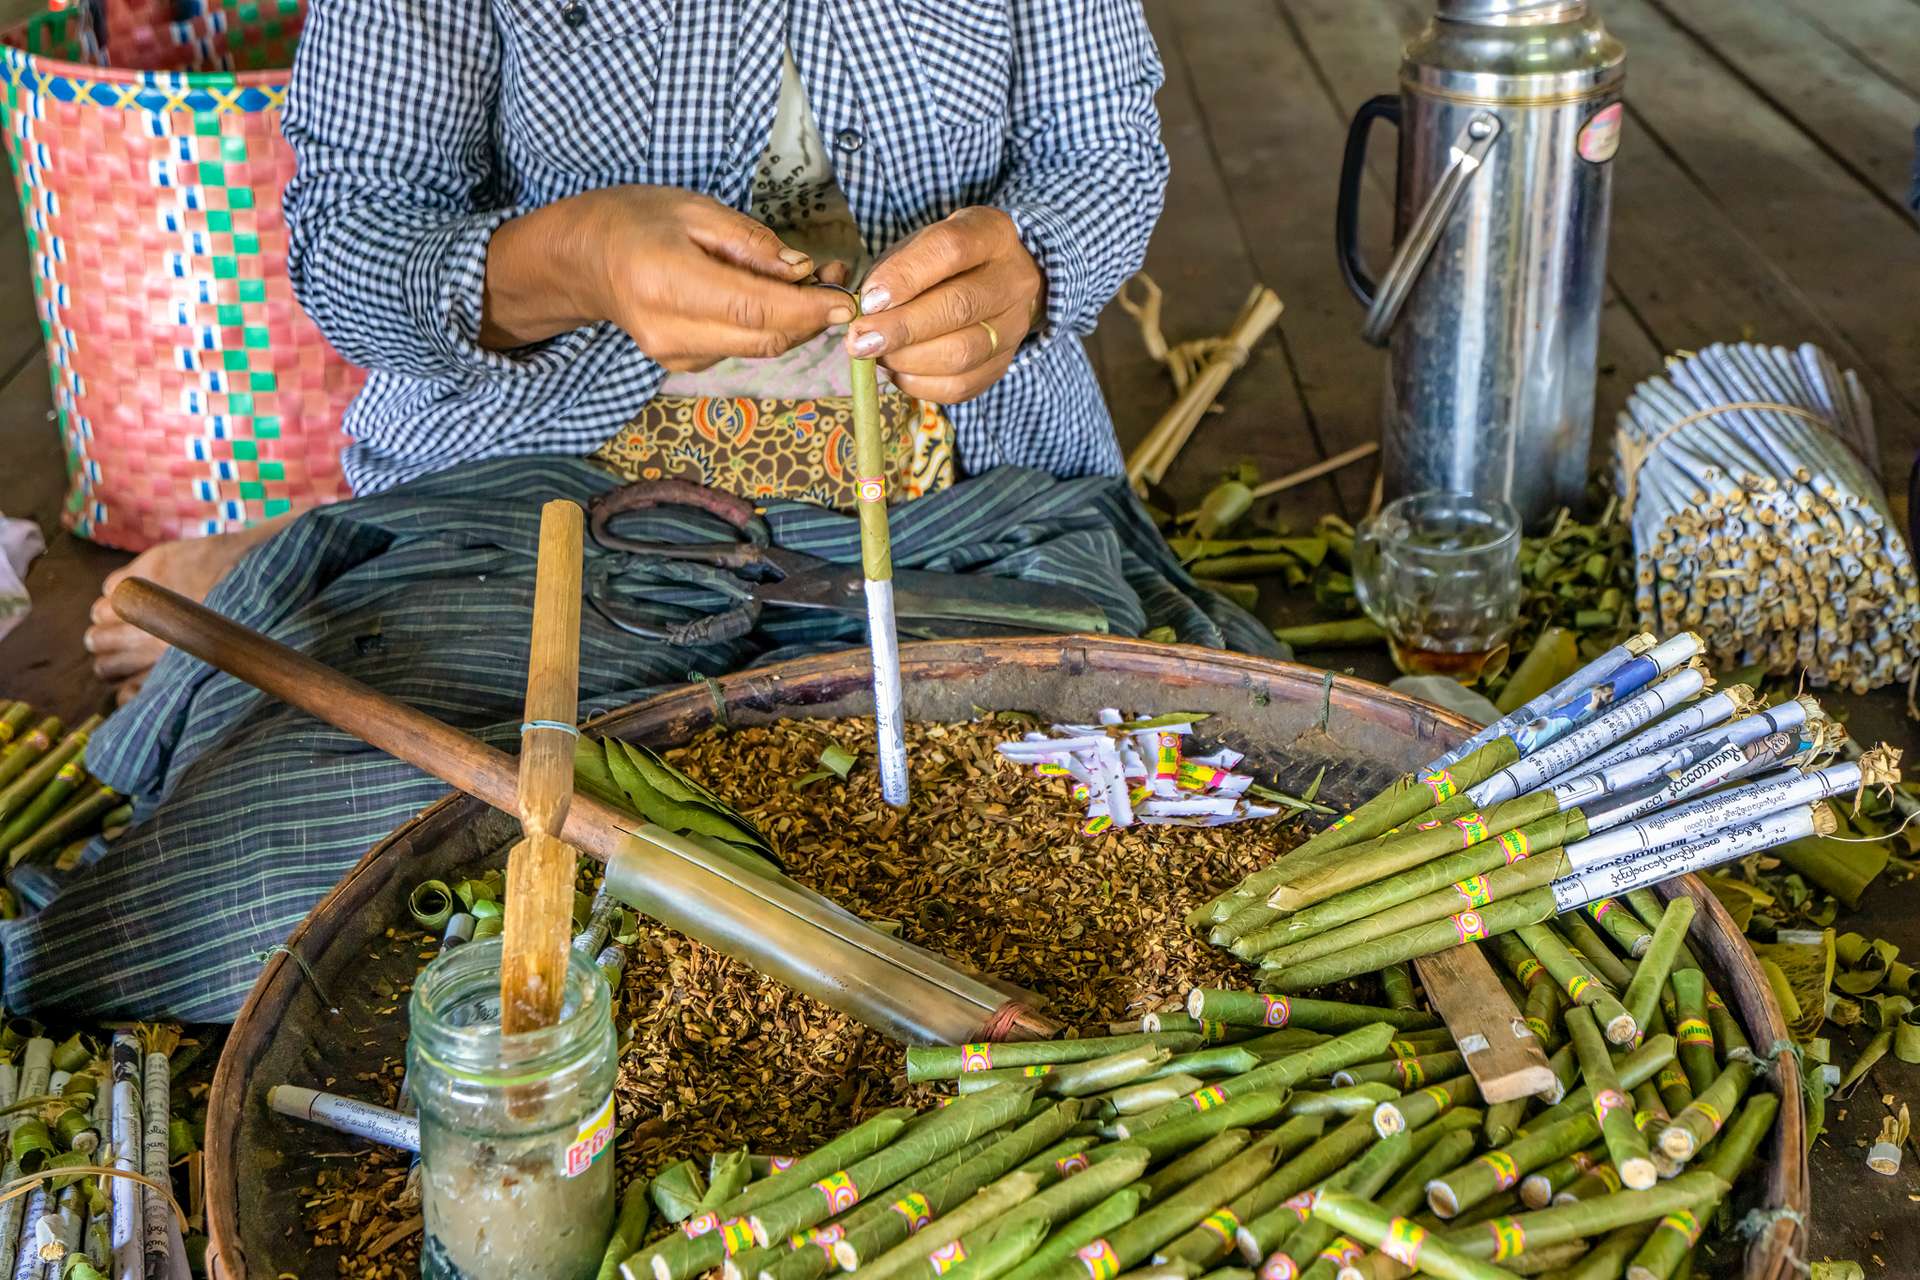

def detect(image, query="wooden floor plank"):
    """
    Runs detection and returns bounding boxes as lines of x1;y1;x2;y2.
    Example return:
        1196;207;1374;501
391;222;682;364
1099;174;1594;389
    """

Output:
1091;0;1331;519
1781;0;1920;103
1606;0;1920;466
1643;0;1920;218
1154;0;1422;520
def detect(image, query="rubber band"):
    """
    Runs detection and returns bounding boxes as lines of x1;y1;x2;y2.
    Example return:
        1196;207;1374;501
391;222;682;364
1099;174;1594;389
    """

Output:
521;720;581;737
1617;399;1839;512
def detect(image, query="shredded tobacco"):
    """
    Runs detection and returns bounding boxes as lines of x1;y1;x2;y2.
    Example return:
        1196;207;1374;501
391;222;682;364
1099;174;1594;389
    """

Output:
301;715;1308;1277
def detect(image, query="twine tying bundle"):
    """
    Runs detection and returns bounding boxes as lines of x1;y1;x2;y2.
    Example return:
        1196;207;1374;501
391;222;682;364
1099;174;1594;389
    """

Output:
1613;342;1920;693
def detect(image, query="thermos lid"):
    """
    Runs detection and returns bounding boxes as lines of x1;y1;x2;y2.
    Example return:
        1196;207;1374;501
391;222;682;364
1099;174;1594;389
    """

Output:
1437;0;1586;22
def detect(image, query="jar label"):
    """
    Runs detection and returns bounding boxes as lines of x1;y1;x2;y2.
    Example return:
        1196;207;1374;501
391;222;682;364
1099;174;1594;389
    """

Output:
1579;103;1623;163
562;1091;615;1177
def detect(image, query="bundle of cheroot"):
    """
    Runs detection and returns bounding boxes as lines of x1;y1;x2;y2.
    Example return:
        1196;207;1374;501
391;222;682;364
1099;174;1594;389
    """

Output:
1196;631;1899;997
617;941;1779;1280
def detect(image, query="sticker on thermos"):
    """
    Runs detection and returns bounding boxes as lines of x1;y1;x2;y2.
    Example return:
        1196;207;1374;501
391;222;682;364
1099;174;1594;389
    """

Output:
1578;102;1623;162
562;1091;616;1176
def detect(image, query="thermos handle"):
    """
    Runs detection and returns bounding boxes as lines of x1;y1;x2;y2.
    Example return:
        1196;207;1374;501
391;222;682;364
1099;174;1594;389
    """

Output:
1335;94;1400;311
1354;108;1505;349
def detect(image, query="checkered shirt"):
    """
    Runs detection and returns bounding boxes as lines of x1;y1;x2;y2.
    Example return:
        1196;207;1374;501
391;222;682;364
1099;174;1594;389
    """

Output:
281;0;1168;493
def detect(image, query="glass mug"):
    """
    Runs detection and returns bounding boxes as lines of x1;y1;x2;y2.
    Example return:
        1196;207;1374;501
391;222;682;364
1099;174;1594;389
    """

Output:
1353;491;1522;681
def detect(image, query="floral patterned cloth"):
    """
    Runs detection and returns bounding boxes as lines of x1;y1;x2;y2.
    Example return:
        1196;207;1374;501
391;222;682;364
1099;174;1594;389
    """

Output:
592;389;954;507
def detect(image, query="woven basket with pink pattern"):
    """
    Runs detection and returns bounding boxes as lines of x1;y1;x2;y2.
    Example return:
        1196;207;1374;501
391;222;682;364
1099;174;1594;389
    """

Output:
0;0;362;552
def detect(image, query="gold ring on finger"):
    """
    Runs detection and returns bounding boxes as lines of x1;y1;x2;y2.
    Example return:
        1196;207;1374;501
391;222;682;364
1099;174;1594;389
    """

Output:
979;319;1000;357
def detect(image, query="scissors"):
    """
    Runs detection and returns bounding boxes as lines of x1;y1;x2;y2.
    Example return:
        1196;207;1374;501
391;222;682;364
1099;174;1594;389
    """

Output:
584;479;1111;645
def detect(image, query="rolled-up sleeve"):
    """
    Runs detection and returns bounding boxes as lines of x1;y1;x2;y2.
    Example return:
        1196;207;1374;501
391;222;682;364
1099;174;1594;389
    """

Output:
283;1;591;382
990;0;1168;343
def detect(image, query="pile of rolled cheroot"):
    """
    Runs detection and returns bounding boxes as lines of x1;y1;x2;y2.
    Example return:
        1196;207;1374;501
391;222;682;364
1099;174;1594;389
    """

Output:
619;953;1776;1280
1198;631;1895;989
1614;342;1920;693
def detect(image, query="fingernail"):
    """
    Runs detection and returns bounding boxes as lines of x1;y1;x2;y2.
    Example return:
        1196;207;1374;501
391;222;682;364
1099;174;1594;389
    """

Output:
82;631;94;653
778;248;810;267
828;305;854;325
860;286;891;313
849;330;885;357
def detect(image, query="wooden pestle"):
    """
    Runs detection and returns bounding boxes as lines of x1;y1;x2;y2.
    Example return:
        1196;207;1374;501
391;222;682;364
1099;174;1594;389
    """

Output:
500;500;585;1035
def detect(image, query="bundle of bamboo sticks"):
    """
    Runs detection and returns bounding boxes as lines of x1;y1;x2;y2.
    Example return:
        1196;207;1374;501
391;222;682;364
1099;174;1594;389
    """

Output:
1614;342;1920;693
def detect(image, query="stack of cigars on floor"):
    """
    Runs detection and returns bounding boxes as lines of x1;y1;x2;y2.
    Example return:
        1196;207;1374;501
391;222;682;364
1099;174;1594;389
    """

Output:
620;631;1890;1280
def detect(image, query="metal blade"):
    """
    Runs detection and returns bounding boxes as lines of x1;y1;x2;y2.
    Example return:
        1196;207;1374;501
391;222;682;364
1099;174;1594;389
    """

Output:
761;569;1109;635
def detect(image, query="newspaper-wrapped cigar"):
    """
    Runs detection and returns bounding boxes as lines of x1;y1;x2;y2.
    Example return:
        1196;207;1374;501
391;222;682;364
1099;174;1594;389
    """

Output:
105;1033;143;1280
1562;689;1793;786
1421;637;1657;774
1551;805;1833;909
1469;666;1709;809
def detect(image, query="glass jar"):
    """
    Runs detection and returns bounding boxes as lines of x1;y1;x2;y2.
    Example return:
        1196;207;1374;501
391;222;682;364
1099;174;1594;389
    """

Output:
409;938;617;1280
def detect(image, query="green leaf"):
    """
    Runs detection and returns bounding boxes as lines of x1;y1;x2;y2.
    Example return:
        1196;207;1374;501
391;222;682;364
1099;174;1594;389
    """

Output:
820;745;857;779
1115;712;1211;731
791;769;834;791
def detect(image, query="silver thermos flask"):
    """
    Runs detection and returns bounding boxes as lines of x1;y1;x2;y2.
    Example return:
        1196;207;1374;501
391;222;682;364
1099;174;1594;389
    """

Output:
1336;0;1626;528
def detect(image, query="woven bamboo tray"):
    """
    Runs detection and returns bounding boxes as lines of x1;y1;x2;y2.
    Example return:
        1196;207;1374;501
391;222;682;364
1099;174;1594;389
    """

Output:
203;637;1806;1279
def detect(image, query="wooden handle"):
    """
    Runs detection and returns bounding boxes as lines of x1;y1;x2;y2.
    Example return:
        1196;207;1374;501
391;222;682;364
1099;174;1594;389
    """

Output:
110;576;621;864
503;501;586;1035
518;500;584;838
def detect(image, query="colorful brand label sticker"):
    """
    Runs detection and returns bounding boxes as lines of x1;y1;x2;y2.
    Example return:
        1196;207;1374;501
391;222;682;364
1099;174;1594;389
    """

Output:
930;1240;970;1276
1202;1019;1226;1040
21;732;49;752
1382;1219;1428;1266
857;476;886;504
1074;1239;1120;1280
794;1224;845;1256
1571;1151;1598;1173
683;1213;721;1238
1693;1100;1724;1134
1660;1209;1703;1245
1178;762;1226;792
1586;898;1618;920
890;1193;933;1234
1155;732;1181;780
1188;1085;1228;1111
1319;1238;1365;1268
1199;1208;1240;1244
1421;1083;1453;1109
1056;1152;1091;1176
1706;990;1727;1011
561;1092;614;1177
1395;1057;1427;1088
1524;1015;1551;1043
960;1043;994;1072
54;760;82;783
1453;874;1493;908
1034;761;1071;778
1480;1150;1520;1190
1676;1017;1713;1046
1452;908;1489;943
1515;957;1544;988
769;1156;797;1172
722;1219;755;1255
1389;1040;1419;1060
1282;1191;1316;1222
1023;1064;1054;1078
1328;814;1354;831
1565;974;1593;1002
1578;102;1624;162
1261;1255;1299;1280
1592;1088;1630;1126
1420;770;1458;803
1080;815;1113;837
1453;814;1489;847
1261;994;1291;1027
1595;1165;1622;1194
1487;1217;1525;1262
1498;829;1531;864
814;1170;861;1213
1416;819;1444;832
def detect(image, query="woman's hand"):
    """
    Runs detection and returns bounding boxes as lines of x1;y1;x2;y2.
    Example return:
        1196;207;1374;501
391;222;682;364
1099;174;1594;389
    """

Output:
481;186;851;371
847;207;1045;403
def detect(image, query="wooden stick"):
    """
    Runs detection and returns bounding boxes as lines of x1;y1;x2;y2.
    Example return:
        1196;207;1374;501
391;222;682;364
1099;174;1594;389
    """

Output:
501;500;585;1035
1174;443;1383;521
1125;287;1284;493
1413;944;1557;1104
